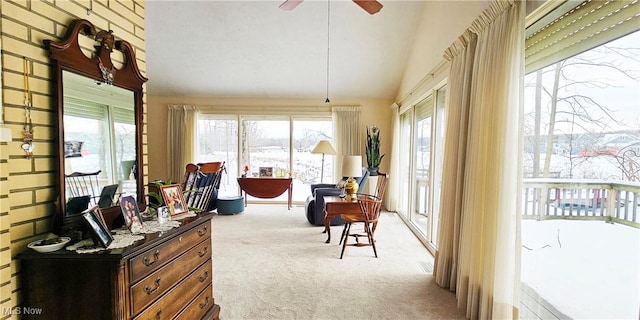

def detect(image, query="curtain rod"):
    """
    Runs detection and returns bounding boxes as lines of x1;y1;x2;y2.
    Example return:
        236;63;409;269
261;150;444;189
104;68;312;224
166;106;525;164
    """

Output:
396;60;448;107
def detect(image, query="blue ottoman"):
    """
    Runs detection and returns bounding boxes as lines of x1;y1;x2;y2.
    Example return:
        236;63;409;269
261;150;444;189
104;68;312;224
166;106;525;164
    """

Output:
217;196;244;215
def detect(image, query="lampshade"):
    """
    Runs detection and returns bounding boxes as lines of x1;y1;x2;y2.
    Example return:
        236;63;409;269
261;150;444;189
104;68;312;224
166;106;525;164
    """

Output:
311;140;336;155
341;155;362;178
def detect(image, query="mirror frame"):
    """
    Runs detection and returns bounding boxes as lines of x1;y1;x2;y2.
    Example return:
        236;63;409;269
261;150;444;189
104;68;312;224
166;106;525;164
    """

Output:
45;19;147;233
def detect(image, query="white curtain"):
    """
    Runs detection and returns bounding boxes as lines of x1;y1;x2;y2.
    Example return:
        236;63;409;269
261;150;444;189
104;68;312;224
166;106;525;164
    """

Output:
433;1;524;319
434;29;475;292
332;106;362;174
386;103;400;211
167;105;198;183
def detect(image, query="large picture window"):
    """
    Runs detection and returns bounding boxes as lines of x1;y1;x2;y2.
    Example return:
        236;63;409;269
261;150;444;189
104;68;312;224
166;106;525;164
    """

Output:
197;113;332;203
397;84;447;251
63;98;136;195
521;1;639;317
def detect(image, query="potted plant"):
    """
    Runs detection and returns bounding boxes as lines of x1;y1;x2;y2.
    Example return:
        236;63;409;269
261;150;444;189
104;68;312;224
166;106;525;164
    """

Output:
365;126;385;176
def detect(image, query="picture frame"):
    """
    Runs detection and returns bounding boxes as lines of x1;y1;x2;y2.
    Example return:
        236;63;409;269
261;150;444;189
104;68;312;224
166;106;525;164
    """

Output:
160;184;188;216
120;195;144;232
259;167;273;177
82;206;113;248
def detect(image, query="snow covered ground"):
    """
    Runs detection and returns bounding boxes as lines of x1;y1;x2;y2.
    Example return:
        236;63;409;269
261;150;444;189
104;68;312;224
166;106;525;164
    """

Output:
521;219;640;319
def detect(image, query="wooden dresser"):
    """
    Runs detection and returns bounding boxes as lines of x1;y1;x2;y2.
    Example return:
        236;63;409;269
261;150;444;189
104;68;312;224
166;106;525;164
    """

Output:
18;213;220;320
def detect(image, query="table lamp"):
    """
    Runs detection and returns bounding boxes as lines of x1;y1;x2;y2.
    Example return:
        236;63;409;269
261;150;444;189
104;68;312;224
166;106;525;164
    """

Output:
342;155;362;201
311;140;336;183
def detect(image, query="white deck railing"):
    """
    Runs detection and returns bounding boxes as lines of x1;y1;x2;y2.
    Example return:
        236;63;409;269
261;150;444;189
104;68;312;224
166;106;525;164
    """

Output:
522;178;640;228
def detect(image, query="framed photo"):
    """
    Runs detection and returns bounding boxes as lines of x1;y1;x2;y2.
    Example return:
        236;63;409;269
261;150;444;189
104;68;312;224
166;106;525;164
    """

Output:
259;167;273;177
82;206;113;248
120;195;144;233
160;184;188;216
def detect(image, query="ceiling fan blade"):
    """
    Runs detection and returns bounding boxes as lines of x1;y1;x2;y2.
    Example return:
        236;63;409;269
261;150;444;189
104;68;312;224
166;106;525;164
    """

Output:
353;0;383;15
279;0;304;11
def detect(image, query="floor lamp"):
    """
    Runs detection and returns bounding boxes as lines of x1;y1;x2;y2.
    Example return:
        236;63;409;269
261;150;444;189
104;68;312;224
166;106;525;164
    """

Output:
311;140;336;183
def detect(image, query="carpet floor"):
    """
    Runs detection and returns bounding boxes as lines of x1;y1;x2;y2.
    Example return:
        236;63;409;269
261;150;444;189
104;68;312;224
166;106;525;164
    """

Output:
211;204;465;320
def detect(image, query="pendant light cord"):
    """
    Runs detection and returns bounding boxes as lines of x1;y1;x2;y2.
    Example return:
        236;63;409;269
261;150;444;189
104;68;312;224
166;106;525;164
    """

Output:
325;0;331;103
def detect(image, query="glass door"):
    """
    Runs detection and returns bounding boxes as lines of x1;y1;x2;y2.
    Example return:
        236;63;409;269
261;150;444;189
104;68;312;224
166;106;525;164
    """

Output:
411;96;433;236
397;84;447;250
197;115;239;197
241;117;290;203
430;85;446;246
397;111;413;218
292;118;333;202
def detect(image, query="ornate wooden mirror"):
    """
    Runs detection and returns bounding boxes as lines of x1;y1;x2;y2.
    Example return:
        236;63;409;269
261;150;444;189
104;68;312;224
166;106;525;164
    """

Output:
46;19;147;233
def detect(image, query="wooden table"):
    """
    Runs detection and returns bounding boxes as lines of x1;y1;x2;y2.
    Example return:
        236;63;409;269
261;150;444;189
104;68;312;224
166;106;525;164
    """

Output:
237;177;293;209
322;196;362;243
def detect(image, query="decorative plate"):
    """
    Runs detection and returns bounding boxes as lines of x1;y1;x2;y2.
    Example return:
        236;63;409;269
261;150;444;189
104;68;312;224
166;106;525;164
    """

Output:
27;237;71;253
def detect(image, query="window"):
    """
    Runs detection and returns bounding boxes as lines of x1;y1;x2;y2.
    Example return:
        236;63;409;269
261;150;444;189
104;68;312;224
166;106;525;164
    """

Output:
397;84;447;251
241;117;290;203
521;1;639;317
197;112;332;203
64;99;136;194
197;116;238;197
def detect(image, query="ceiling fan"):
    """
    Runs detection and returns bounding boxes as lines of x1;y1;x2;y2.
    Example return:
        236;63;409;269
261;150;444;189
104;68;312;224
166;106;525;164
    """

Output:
279;0;383;15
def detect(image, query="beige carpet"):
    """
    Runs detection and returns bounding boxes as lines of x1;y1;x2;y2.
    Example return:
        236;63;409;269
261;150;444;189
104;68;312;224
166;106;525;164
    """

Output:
211;204;465;320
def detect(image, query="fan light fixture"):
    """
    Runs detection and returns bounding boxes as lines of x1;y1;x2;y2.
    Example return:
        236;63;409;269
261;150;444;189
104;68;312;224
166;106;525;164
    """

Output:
279;0;383;103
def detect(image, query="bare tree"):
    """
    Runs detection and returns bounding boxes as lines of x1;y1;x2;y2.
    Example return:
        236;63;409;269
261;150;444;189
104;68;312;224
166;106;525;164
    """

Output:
528;42;640;181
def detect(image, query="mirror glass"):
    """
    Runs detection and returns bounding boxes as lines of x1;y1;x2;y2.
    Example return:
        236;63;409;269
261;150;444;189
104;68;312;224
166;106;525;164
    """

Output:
62;70;137;217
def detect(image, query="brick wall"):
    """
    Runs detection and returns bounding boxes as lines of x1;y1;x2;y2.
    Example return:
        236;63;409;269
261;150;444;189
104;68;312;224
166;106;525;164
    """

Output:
0;1;146;317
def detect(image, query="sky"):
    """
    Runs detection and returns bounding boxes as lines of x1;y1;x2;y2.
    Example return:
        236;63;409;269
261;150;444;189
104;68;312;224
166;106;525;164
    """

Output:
524;30;640;134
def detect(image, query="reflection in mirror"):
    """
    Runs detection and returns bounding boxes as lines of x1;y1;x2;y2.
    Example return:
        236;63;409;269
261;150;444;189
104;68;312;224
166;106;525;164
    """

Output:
62;70;137;216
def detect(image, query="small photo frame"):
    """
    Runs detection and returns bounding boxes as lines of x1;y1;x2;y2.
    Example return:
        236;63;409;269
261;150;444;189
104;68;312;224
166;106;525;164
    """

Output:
157;206;171;224
82;206;113;248
259;167;273;177
160;184;188;216
120;195;144;233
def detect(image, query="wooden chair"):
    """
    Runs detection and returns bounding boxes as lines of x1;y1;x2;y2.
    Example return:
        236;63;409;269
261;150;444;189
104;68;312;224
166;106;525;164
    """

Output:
65;170;102;206
339;194;383;259
339;171;388;244
369;171;389;234
182;162;225;212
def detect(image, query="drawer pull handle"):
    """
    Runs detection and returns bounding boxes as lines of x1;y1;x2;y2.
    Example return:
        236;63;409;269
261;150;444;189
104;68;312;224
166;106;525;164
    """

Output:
155;309;162;319
199;296;210;309
144;277;161;295
198;271;209;282
198;247;208;257
197;226;207;237
143;250;160;266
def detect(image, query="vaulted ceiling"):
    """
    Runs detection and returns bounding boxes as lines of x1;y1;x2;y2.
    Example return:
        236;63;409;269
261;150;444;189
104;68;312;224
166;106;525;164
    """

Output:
145;1;425;100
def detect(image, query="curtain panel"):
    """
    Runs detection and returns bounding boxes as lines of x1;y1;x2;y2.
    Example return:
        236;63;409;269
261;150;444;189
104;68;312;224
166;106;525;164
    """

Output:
332;106;362;174
433;1;524;319
167;105;198;182
386;103;400;211
434;28;476;293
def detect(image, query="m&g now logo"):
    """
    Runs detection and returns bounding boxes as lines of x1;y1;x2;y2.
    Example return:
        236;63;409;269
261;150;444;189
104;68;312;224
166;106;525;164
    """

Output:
2;306;43;315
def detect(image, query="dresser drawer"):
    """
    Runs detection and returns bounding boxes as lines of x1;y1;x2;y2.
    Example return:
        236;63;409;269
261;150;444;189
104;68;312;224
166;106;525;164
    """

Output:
130;221;210;282
176;284;213;320
130;239;211;315
134;260;212;320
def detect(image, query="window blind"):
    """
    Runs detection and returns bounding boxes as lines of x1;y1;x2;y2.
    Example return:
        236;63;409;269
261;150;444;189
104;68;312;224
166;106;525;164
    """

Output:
64;97;105;120
525;0;640;73
415;95;434;121
64;97;135;125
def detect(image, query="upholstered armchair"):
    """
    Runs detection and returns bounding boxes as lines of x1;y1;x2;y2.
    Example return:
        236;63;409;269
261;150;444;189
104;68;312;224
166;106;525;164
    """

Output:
305;167;370;226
